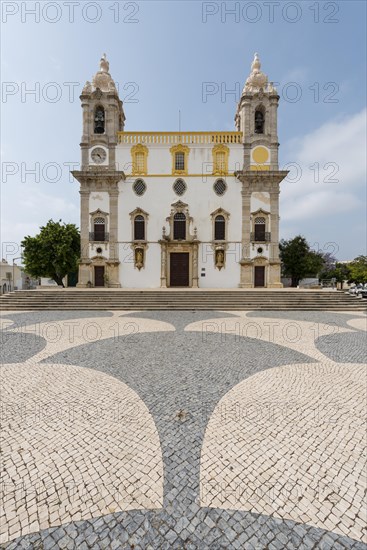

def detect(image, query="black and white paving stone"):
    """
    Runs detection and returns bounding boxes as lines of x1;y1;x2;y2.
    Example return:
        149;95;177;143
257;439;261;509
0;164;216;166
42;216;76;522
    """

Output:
1;310;366;549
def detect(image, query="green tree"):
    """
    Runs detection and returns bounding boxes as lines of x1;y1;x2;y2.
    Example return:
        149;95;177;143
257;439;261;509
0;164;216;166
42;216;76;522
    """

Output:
348;255;367;284
279;235;324;287
21;220;80;287
319;262;351;288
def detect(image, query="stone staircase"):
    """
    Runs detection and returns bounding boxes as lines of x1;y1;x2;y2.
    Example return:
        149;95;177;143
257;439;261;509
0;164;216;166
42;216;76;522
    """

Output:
0;289;366;311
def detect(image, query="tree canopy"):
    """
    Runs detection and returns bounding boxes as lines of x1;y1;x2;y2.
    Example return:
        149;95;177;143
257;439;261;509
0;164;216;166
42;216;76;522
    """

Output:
279;235;324;287
348;255;367;284
21;220;80;287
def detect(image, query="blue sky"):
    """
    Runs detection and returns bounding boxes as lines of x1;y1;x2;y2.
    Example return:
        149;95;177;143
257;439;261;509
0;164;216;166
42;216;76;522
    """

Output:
1;0;366;262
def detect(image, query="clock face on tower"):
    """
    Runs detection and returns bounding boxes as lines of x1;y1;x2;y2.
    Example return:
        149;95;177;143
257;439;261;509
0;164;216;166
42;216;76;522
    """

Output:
91;147;107;164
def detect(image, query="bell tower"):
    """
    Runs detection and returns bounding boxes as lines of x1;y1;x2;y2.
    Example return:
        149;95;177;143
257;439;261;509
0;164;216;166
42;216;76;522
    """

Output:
79;53;125;170
235;54;288;288
72;55;125;287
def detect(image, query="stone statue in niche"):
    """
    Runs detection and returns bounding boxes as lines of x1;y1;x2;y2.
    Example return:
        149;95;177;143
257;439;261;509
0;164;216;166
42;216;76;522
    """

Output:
215;249;224;270
135;248;144;270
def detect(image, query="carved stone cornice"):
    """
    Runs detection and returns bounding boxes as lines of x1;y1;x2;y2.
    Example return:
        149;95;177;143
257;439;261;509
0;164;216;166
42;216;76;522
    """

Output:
235;170;288;192
72;169;125;191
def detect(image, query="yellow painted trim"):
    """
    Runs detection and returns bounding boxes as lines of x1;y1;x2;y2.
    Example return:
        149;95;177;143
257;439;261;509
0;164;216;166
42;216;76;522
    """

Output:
250;165;271;171
212;144;229;175
118;131;243;145
124;173;238;178
131;143;148;176
252;146;269;164
170;144;190;176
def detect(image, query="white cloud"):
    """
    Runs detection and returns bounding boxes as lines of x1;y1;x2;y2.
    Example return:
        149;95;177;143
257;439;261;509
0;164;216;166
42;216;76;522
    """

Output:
281;108;367;221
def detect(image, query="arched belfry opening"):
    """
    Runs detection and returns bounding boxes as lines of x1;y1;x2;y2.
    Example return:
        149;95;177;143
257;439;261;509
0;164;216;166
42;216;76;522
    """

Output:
254;107;265;134
94;106;105;134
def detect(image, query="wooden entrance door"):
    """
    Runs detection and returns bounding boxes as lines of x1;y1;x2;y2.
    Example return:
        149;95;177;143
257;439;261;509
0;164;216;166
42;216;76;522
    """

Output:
94;266;105;287
254;266;265;287
170;253;189;287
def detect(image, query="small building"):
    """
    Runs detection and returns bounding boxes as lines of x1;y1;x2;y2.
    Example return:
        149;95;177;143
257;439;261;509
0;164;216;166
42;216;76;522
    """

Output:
0;259;22;294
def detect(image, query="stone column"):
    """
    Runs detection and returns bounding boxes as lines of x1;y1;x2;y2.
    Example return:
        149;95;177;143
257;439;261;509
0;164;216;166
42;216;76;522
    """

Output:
192;243;199;288
160;243;167;287
108;188;121;287
270;190;280;261
239;185;252;287
77;189;91;287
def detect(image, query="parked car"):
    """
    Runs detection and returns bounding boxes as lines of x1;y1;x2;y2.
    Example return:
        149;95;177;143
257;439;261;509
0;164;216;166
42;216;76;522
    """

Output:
349;284;366;295
356;284;367;296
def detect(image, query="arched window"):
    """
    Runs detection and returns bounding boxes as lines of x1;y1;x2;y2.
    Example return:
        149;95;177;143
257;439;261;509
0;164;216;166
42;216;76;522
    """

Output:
94;106;105;134
254;216;266;241
254;110;264;134
134;215;145;240
214;215;225;240
173;212;186;240
93;217;105;241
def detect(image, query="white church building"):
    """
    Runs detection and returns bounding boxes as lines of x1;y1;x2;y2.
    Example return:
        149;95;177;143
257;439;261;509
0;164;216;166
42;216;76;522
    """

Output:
72;54;288;288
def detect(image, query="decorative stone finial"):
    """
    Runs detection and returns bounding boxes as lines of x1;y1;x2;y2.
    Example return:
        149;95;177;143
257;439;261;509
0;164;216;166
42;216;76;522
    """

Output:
82;80;92;94
243;53;276;94
251;52;261;72
100;53;109;73
89;53;117;93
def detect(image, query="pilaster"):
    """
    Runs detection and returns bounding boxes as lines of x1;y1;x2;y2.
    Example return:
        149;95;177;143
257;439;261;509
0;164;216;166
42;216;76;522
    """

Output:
239;186;252;287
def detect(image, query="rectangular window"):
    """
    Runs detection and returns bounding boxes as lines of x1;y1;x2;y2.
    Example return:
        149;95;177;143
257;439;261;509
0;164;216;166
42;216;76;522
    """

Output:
215;152;226;173
175;152;185;171
94;223;105;241
135;152;145;173
254;224;266;241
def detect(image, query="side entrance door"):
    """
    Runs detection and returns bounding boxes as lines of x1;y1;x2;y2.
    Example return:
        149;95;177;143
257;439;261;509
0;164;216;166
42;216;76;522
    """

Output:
254;266;265;287
170;253;189;287
94;266;105;287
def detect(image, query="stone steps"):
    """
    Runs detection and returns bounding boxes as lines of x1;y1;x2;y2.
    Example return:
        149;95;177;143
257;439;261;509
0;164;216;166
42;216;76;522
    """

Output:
0;290;365;311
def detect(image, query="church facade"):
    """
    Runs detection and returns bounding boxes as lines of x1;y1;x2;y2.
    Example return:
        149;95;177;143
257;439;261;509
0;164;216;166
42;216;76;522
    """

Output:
72;54;288;288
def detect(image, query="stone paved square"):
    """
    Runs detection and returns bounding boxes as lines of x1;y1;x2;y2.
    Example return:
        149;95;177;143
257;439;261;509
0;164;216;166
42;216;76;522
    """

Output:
1;309;366;549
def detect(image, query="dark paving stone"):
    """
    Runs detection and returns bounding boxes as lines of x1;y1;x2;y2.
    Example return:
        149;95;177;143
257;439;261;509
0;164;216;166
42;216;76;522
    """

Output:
0;332;46;363
316;331;367;363
1;310;113;329
247;310;366;331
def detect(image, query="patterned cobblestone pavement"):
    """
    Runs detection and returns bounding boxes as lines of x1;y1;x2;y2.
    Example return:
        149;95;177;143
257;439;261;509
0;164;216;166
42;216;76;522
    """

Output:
1;310;366;549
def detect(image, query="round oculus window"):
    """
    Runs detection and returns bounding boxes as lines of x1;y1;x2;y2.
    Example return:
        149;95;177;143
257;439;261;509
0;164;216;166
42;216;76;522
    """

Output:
213;179;227;196
133;179;147;196
173;179;186;196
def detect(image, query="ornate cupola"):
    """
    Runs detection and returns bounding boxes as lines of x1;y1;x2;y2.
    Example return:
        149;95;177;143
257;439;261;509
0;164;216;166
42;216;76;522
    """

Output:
79;54;125;170
235;53;279;171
